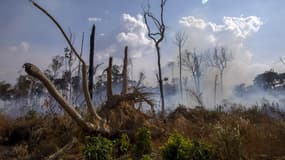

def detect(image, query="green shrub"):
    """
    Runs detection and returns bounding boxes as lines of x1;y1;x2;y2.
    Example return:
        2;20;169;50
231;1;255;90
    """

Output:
119;133;131;154
113;133;131;158
160;132;213;160
189;140;213;160
84;135;114;160
134;127;152;157
141;154;152;160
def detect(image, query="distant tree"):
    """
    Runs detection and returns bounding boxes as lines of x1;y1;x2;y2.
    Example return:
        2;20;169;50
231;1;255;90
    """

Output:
175;31;187;101
0;81;13;101
50;55;64;78
143;0;167;116
206;47;232;96
14;75;32;98
253;69;282;90
182;49;203;106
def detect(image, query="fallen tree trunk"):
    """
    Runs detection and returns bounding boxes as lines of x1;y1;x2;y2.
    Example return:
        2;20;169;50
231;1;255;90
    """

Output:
23;63;109;133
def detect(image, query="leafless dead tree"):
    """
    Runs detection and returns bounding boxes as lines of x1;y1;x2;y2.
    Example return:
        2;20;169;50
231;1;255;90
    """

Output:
27;1;108;132
206;47;232;96
182;49;203;101
175;31;187;101
143;0;167;116
214;74;218;107
121;46;128;95
88;24;95;99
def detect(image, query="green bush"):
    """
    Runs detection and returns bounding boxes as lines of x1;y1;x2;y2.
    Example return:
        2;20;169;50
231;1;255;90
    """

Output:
134;127;152;157
160;133;213;160
84;135;114;160
141;154;152;160
119;133;131;154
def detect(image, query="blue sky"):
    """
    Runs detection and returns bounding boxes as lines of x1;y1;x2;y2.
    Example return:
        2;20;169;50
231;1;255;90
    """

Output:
1;0;285;84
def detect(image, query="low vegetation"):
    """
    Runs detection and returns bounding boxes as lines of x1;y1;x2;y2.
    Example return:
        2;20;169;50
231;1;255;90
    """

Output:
0;104;285;159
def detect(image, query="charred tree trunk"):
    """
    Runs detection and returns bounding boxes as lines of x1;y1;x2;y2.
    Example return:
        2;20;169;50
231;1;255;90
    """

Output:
107;57;113;102
121;46;128;95
179;45;183;100
88;25;95;99
143;0;167;117
24;63;96;132
31;1;107;131
214;74;218;107
156;44;165;116
220;71;224;96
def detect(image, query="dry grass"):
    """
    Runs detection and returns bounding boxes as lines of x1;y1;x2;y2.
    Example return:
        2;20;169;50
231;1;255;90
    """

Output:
0;104;284;159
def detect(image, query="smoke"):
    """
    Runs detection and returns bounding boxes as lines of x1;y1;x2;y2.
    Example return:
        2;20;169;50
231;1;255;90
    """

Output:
171;15;267;107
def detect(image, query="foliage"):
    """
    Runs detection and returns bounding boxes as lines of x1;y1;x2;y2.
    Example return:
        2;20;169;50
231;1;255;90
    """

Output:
160;132;213;160
84;135;114;160
141;154;152;160
119;133;131;154
210;121;245;160
135;127;152;157
24;109;37;120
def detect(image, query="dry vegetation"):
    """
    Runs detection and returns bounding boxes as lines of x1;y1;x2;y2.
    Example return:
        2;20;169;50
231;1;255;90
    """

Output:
1;1;285;160
0;104;285;159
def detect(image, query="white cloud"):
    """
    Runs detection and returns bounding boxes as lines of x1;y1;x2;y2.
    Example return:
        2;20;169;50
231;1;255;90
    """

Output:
93;13;156;84
202;0;209;5
88;17;102;23
179;16;263;39
8;41;30;53
223;16;264;39
178;15;266;105
179;16;208;29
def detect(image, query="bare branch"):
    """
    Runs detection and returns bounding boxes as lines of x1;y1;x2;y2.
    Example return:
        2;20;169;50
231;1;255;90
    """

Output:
31;1;100;122
23;63;96;132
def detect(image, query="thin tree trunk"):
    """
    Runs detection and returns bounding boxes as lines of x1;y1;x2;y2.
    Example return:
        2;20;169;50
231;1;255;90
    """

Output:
107;57;113;102
220;71;224;96
24;63;96;132
179;44;183;101
78;32;84;80
32;1;102;123
88;25;95;99
121;46;128;95
214;74;218;107
156;45;165;116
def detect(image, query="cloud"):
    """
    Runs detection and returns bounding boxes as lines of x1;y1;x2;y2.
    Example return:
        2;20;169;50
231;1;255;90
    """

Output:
88;17;102;23
93;13;157;84
179;16;263;39
201;0;209;5
178;15;266;105
8;41;30;53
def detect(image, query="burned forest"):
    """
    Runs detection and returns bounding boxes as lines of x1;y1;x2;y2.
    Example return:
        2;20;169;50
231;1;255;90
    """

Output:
0;0;285;160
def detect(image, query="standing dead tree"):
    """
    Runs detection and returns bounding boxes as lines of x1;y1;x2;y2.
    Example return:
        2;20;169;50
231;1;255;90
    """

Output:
27;1;155;141
143;0;167;116
121;46;128;95
175;31;187;102
26;1;108;133
88;24;95;99
182;49;203;106
214;74;219;107
206;47;231;96
107;57;113;104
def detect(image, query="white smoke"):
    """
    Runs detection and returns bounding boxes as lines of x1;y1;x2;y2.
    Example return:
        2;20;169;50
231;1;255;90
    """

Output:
177;15;267;107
